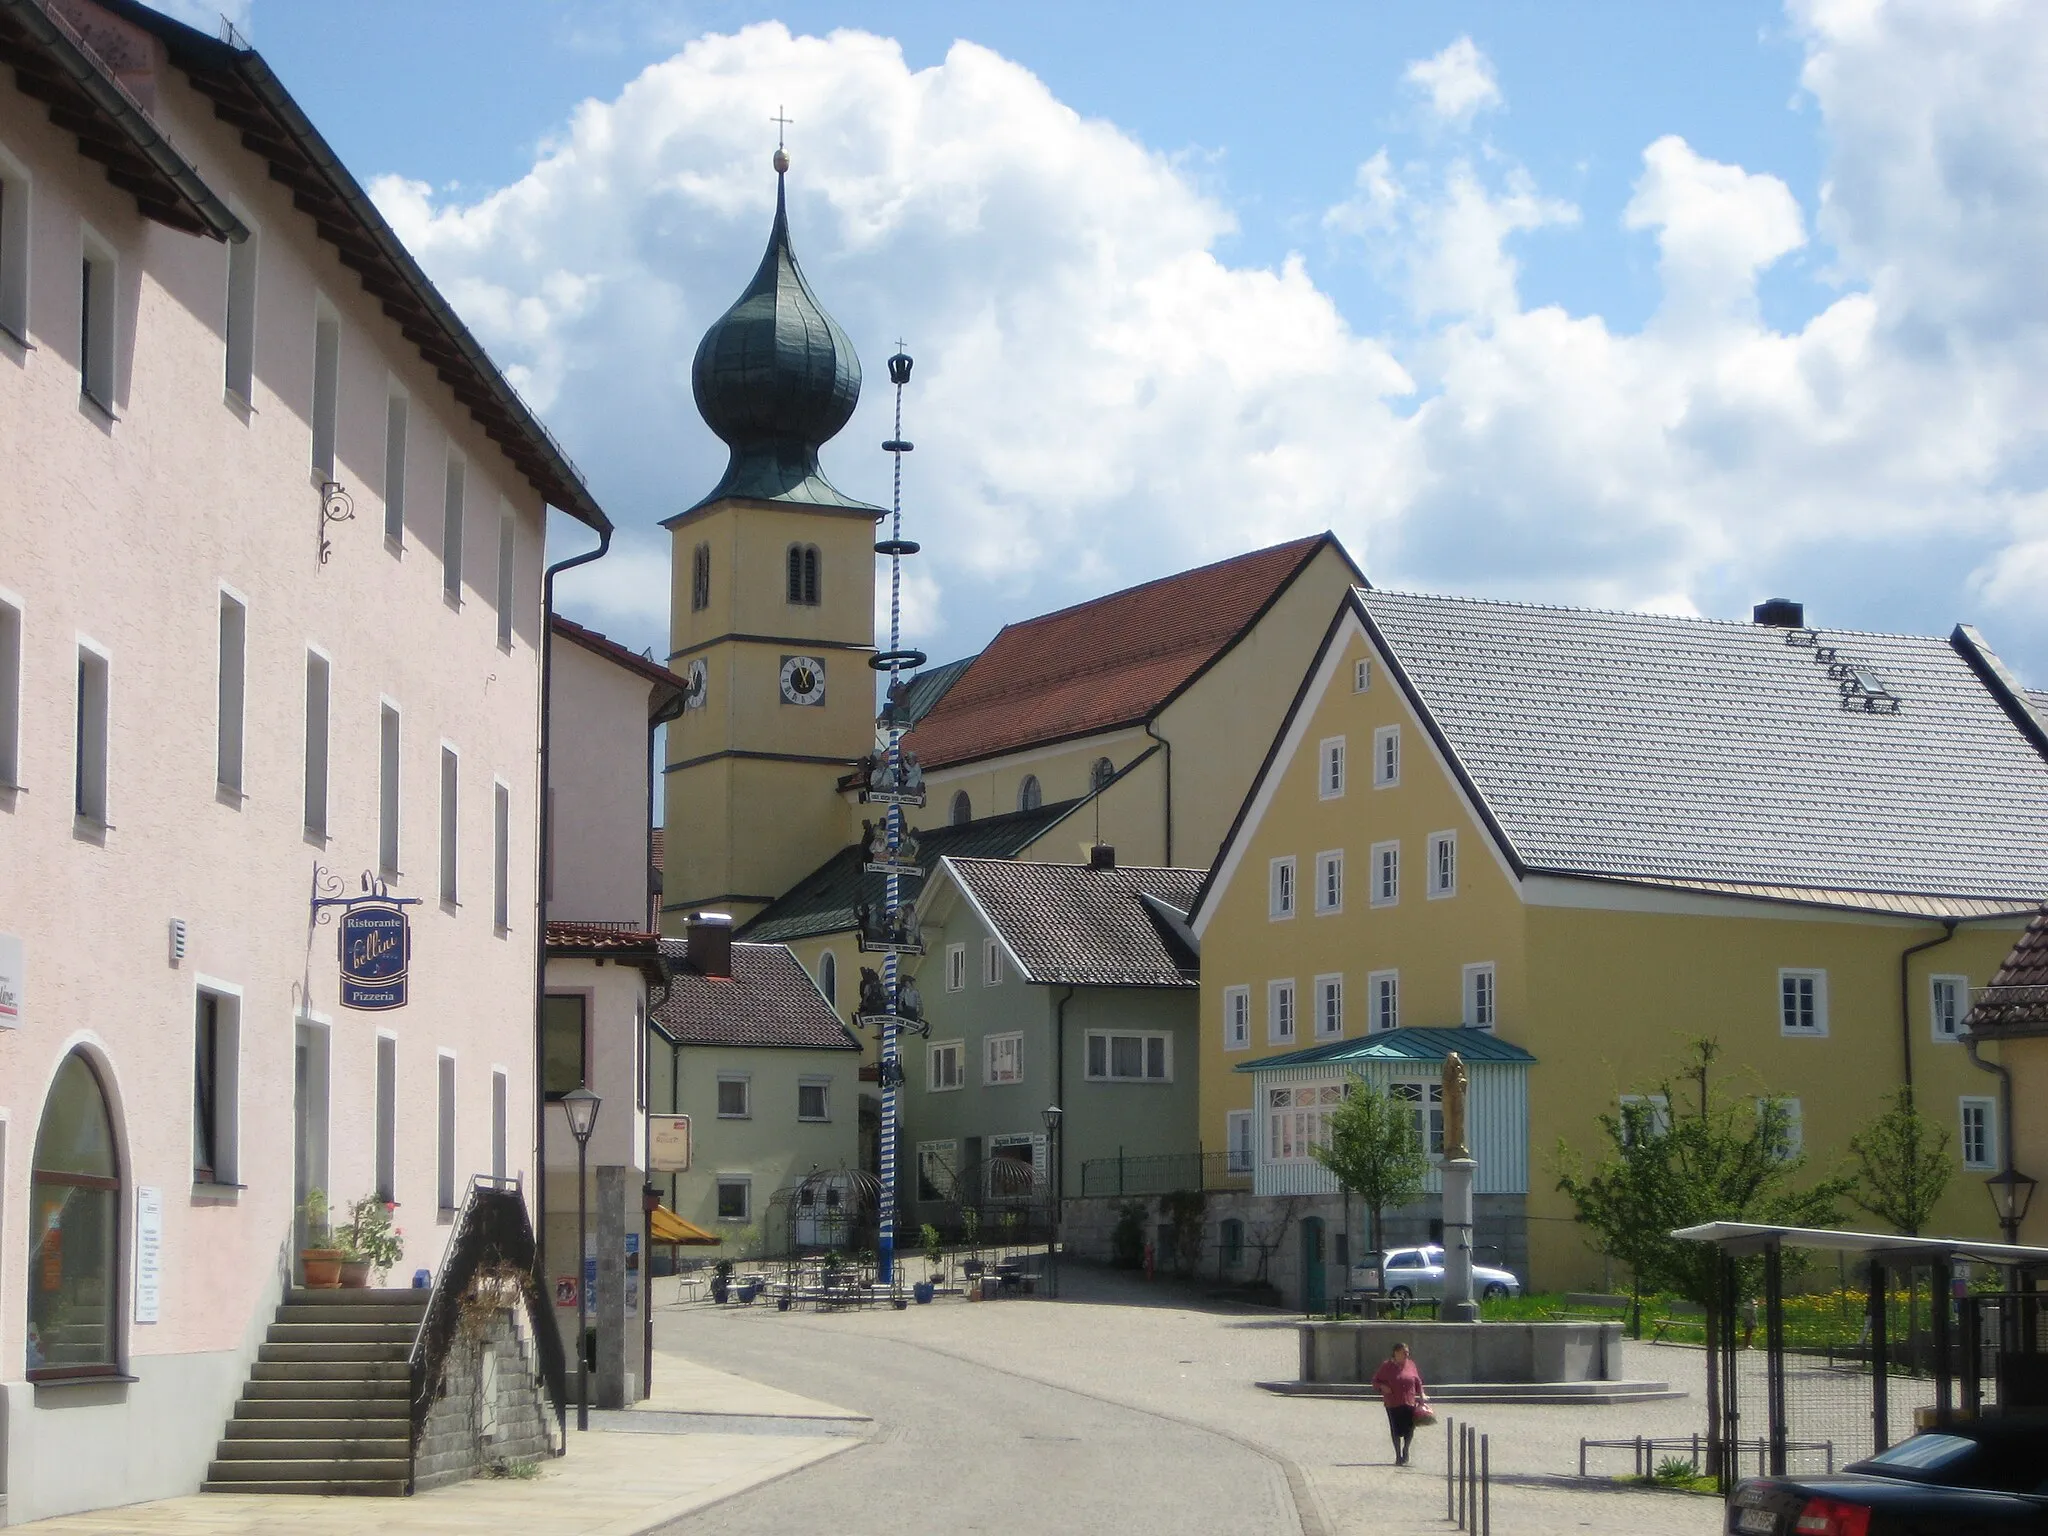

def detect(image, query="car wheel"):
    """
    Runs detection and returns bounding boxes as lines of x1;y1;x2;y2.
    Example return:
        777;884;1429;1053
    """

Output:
1388;1286;1413;1302
1482;1282;1509;1301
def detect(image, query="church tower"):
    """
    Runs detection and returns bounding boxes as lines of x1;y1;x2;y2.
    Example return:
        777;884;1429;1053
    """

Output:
661;150;881;927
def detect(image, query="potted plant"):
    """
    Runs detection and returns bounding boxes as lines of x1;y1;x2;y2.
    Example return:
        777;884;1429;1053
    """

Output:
299;1190;343;1289
710;1258;733;1304
914;1223;942;1303
335;1196;405;1289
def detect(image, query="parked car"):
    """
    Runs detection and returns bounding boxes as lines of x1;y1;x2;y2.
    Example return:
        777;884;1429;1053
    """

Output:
1361;1245;1521;1301
1727;1418;2048;1534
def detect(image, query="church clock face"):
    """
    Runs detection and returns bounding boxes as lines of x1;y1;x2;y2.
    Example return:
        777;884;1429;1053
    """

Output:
682;658;707;710
779;654;826;706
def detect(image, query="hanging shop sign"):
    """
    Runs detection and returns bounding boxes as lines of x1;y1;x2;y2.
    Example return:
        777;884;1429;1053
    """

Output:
649;1115;692;1173
311;866;421;1011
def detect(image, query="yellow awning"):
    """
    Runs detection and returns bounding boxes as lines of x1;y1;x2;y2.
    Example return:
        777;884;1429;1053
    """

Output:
651;1206;720;1245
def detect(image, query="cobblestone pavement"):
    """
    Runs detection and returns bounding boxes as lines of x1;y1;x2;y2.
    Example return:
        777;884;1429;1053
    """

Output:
658;1264;1727;1536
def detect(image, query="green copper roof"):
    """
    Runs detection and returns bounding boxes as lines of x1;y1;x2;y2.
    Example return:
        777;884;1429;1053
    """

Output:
1237;1027;1537;1072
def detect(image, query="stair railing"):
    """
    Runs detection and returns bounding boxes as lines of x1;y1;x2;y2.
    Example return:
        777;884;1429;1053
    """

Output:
407;1175;568;1481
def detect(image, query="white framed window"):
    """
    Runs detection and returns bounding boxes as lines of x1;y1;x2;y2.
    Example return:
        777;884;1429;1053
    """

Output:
1960;1096;1996;1171
223;221;258;404
0;589;19;788
0;144;29;342
716;1074;751;1119
715;1177;751;1221
916;1141;957;1202
491;778;511;931
215;587;247;795
374;1033;397;1201
1226;1109;1254;1173
1353;657;1372;693
1618;1093;1672;1145
1371;841;1400;906
1269;856;1296;920
928;1039;965;1092
495;508;516;648
945;943;967;992
1314;974;1344;1039
191;982;241;1186
379;701;402;876
1758;1096;1803;1160
383;389;409;545
78;223;117;409
1462;962;1496;1030
1389;1080;1444;1156
311;300;340;481
1267;979;1296;1045
1931;976;1967;1042
983;939;1004;987
1779;969;1827;1036
1085;1030;1171;1082
1372;724;1401;787
1223;985;1251;1051
439;744;459;903
1314;850;1343;914
303;648;330;838
797;1078;830;1122
436;1051;457;1213
74;637;109;824
1319;736;1346;798
1266;1082;1343;1163
1369;969;1399;1033
984;1032;1024;1085
442;451;466;604
1427;831;1457;898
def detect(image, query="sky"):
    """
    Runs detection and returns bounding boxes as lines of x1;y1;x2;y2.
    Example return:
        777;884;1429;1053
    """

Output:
158;1;2048;683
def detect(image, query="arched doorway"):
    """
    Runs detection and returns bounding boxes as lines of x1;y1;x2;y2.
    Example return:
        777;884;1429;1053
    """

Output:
1301;1216;1326;1313
28;1051;121;1377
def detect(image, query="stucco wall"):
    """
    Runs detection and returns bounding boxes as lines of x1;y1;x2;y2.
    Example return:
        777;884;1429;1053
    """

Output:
548;641;659;928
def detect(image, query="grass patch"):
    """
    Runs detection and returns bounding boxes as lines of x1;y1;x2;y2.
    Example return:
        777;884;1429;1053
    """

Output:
481;1458;542;1480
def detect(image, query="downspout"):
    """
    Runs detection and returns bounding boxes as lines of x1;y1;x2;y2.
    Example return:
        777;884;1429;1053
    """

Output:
533;525;612;1287
1898;921;1958;1099
1055;986;1075;1204
1143;720;1172;865
1965;1032;2019;1240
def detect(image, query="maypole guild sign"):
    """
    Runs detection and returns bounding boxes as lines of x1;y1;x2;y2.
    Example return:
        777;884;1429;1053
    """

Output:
339;904;410;1010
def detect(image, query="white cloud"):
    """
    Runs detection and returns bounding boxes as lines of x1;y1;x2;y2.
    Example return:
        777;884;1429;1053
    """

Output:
1403;37;1503;128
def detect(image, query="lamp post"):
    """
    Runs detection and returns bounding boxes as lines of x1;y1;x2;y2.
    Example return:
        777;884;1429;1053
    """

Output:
562;1086;601;1431
1041;1104;1063;1299
1986;1164;2037;1248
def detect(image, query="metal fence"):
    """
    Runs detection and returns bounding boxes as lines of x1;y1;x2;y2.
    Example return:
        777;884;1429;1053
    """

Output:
1078;1151;1251;1197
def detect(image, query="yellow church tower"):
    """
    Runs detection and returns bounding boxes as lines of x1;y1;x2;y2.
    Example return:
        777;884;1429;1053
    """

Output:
661;151;881;927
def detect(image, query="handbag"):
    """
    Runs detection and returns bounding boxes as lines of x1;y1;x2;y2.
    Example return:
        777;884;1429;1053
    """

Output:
1411;1404;1437;1428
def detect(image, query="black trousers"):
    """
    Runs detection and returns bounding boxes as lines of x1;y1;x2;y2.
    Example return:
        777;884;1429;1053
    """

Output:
1385;1403;1416;1447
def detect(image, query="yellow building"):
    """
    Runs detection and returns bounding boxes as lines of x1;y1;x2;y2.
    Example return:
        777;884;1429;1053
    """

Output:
1962;900;2048;1247
1191;590;2048;1291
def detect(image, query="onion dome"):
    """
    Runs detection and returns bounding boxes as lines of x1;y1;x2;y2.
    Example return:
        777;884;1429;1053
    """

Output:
684;155;878;514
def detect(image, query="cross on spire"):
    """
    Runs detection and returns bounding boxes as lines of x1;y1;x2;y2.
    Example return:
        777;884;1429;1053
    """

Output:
771;106;793;151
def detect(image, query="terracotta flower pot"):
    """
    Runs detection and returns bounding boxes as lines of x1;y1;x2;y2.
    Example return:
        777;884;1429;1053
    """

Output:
339;1259;373;1289
302;1248;345;1289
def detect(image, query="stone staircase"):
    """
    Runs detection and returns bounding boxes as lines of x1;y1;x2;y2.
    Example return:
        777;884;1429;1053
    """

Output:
204;1288;424;1496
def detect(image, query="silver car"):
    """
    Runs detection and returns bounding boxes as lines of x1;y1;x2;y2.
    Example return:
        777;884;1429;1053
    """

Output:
1373;1244;1521;1302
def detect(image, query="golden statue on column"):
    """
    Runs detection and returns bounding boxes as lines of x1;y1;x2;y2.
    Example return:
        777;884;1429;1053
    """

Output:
1443;1050;1471;1161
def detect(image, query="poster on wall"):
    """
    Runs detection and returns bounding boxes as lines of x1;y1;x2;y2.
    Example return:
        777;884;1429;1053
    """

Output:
554;1275;578;1308
649;1115;691;1172
0;931;22;1028
134;1186;162;1323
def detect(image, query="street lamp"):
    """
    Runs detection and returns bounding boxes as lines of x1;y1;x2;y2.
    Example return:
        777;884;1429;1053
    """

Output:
1041;1104;1063;1299
563;1086;601;1431
1986;1164;2037;1247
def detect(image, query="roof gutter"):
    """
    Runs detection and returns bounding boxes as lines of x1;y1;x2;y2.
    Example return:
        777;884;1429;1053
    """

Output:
1898;921;1958;1098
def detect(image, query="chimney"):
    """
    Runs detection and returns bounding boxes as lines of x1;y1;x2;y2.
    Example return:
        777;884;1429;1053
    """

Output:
1089;844;1116;871
1752;598;1805;629
686;911;733;979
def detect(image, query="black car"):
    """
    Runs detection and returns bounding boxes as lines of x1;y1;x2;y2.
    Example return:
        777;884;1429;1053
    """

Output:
1728;1418;2048;1535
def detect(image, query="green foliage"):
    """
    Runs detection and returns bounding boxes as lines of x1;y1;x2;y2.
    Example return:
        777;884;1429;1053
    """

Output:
1312;1075;1429;1255
1654;1456;1699;1483
1111;1201;1148;1269
920;1223;944;1267
299;1188;333;1246
1554;1039;1852;1308
1159;1189;1208;1275
960;1207;981;1253
335;1195;405;1273
1849;1088;1953;1237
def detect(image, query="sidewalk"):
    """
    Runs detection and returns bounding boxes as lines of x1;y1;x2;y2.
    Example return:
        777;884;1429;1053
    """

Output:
17;1354;866;1535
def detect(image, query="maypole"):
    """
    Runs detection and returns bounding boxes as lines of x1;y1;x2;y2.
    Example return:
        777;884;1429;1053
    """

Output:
858;346;927;1290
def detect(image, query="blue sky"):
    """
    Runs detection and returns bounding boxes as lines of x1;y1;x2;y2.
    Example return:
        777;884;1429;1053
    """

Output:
179;2;2048;683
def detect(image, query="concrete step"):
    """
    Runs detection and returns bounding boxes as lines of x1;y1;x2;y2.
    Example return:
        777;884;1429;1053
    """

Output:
216;1434;410;1458
286;1287;425;1307
251;1360;409;1383
279;1302;425;1326
202;1477;407;1497
224;1415;409;1440
258;1341;411;1365
206;1456;409;1482
235;1393;408;1417
268;1321;419;1345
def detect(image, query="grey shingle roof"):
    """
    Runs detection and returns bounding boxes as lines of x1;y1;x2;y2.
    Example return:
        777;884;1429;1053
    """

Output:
1239;1027;1537;1072
739;799;1086;945
1360;590;2048;904
650;940;857;1050
945;858;1204;987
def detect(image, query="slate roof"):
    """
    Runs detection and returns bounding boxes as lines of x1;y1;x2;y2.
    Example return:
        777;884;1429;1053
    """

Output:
945;858;1204;987
1964;902;2048;1035
904;535;1349;770
739;799;1087;944
894;657;976;728
1239;1027;1538;1072
1358;590;2048;905
650;939;857;1050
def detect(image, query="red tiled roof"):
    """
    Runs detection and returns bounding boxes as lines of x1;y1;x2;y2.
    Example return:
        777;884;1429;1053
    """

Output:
903;535;1341;769
552;615;683;694
546;921;663;952
1966;902;2048;1034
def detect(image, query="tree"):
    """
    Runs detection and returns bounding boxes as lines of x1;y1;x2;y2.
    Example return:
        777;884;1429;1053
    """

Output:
1555;1039;1852;1473
1313;1075;1430;1259
1849;1088;1952;1237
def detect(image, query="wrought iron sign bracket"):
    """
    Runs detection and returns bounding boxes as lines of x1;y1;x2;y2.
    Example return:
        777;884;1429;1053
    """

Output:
318;480;355;565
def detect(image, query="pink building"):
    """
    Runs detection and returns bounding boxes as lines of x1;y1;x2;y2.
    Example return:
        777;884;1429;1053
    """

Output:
0;0;607;1517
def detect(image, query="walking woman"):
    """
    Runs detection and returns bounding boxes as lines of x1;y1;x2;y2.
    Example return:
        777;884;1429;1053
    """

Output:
1371;1341;1427;1465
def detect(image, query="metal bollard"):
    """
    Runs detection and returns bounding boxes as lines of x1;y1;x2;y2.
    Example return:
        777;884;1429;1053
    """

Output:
1447;1416;1456;1520
1482;1433;1491;1536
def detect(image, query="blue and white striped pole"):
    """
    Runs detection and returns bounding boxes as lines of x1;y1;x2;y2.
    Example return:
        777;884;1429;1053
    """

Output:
877;348;913;1287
